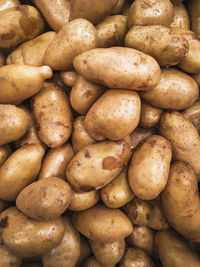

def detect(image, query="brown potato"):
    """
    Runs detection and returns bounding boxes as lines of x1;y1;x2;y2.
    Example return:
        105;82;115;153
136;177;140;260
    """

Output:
0;144;45;201
73;47;161;91
0;0;20;11
170;2;190;29
188;0;200;37
85;89;141;141
0;51;5;66
32;82;72;148
69;190;100;211
83;257;103;267
0;145;11;167
0;5;44;49
130;127;156;150
191;73;200;86
0;199;9;213
61;71;77;87
72;204;133;242
0;64;52;105
0;207;65;257
159;111;200;179
182;101;200;133
78;236;92;264
66;138;131;192
70;75;106;115
0;245;22;267
139;102;163;129
44;18;97;71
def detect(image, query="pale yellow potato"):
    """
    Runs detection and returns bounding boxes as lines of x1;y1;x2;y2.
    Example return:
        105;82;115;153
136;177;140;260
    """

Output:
70;75;105;115
100;167;134;208
0;245;22;267
0;5;44;49
128;135;172;200
0;104;28;146
170;2;190;29
61;71;78;87
125;25;188;67
6;31;57;66
112;0;125;15
0;51;5;66
159;111;200;179
73;47;161;91
0;64;52;105
72;204;133;242
83;257;103;267
72;116;96;153
69;190;100;211
188;0;200;37
77;236;92;265
130;127;156;150
0;0;20;11
0;145;11;167
44;18;97;71
0;144;45;201
182;101;200;133
66;138;131;192
140;68;199;110
0;207;65;257
32;82;72;148
139;102;163;129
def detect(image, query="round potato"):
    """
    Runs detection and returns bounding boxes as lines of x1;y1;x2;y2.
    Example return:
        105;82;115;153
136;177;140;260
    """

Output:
0;245;22;267
0;0;20;11
188;0;200;37
69;190;100;211
0;51;5;66
130;127;156;150
61;71;77;87
0;145;11;167
139;102;163;129
170;2;190;29
182;101;200;133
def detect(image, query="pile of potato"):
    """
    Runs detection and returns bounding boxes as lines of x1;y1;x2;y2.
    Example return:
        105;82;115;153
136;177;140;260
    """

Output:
0;0;200;266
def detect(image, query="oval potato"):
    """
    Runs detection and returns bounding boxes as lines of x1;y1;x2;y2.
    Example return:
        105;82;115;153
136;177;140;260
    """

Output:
139;102;163;129
61;71;77;87
69;190;100;211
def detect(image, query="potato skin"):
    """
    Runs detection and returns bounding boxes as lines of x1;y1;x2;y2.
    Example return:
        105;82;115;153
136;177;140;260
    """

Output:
139;102;163;129
0;245;22;267
0;0;20;11
182;101;200;133
61;71;77;87
73;47;161;91
130;127;155;150
69;190;100;211
170;2;190;29
0;145;11;167
188;0;200;37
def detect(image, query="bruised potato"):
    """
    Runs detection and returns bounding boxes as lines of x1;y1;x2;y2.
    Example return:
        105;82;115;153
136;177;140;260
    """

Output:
69;190;100;211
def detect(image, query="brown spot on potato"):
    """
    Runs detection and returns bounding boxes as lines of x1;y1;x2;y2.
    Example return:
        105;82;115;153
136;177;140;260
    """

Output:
84;150;91;158
141;1;152;9
1;30;16;40
102;156;121;171
149;140;157;147
55;121;69;128
0;216;8;228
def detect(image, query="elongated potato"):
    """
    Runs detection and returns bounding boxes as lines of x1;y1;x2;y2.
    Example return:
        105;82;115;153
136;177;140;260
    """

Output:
0;64;52;105
61;71;77;87
139;102;163;129
0;0;20;11
170;2;190;29
188;0;200;37
69;190;100;211
0;144;45;201
182;101;200;133
73;47;161;91
0;245;22;267
130;127;156;150
0;145;11;167
0;51;5;66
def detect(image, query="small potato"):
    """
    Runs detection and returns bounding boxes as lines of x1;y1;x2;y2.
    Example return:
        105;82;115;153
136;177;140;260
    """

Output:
0;104;28;146
0;144;45;201
6;31;57;66
170;2;190;29
100;167;134;208
188;0;200;37
0;145;11;167
0;207;65;257
72;204;133;242
0;0;20;11
139;102;163;129
85;89;141;141
83;257;103;267
112;0;125;15
0;51;5;66
0;64;52;105
70;75;106;115
32;82;72;148
73;47;161;91
61;71;78;87
182;101;200;133
130;127;156;150
0;245;22;267
78;236;92;264
44;18;97;71
69;190;100;211
66;139;131;192
0;5;44;49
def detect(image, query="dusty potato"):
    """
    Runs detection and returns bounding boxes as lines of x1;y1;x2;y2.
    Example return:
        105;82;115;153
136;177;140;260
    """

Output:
112;0;125;15
0;64;52;105
44;18;97;71
0;105;28;146
128;135;172;200
0;207;65;257
72;116;96;153
130;127;156;150
0;5;44;49
155;230;200;267
32;82;72;148
89;239;125;267
188;0;200;37
69;190;100;211
6;31;57;66
159;111;200;179
66;138;131;192
83;257;103;267
70;0;118;24
61;71;77;87
100;167;134;208
182;101;200;133
170;2;190;29
139;102;163;129
0;0;20;11
85;89;141;141
78;236;92;264
125;25;188;67
42;216;81;267
0;244;22;267
0;145;11;167
70;75;106;115
72;204;133;242
0;51;5;66
128;0;174;28
0;144;45;201
73;47;161;91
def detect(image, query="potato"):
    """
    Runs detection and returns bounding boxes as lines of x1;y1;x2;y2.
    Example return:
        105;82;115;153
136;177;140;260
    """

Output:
170;2;190;29
61;71;77;87
0;5;44;49
42;216;81;267
72;204;133;242
32;0;71;32
0;207;65;257
0;245;22;267
139;102;163;129
85;89;141;141
44;18;97;71
112;0;125;15
126;226;154;255
0;104;28;146
83;257;103;267
0;0;20;11
159;111;200;179
72;116;96;153
69;190;100;211
70;0;118;24
32;82;72;148
161;161;200;243
0;64;52;105
155;230;200;267
128;0;174;28
78;236;92;264
66;138;131;192
130;127;156;150
6;31;57;66
119;248;155;267
182;101;200;133
70;75;106;115
188;0;200;37
100;167;134;208
0;144;45;201
0;145;11;167
128;135;172;200
192;73;200;86
73;47;161;91
89;239;125;267
96;15;128;48
0;51;5;66
125;25;188;67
